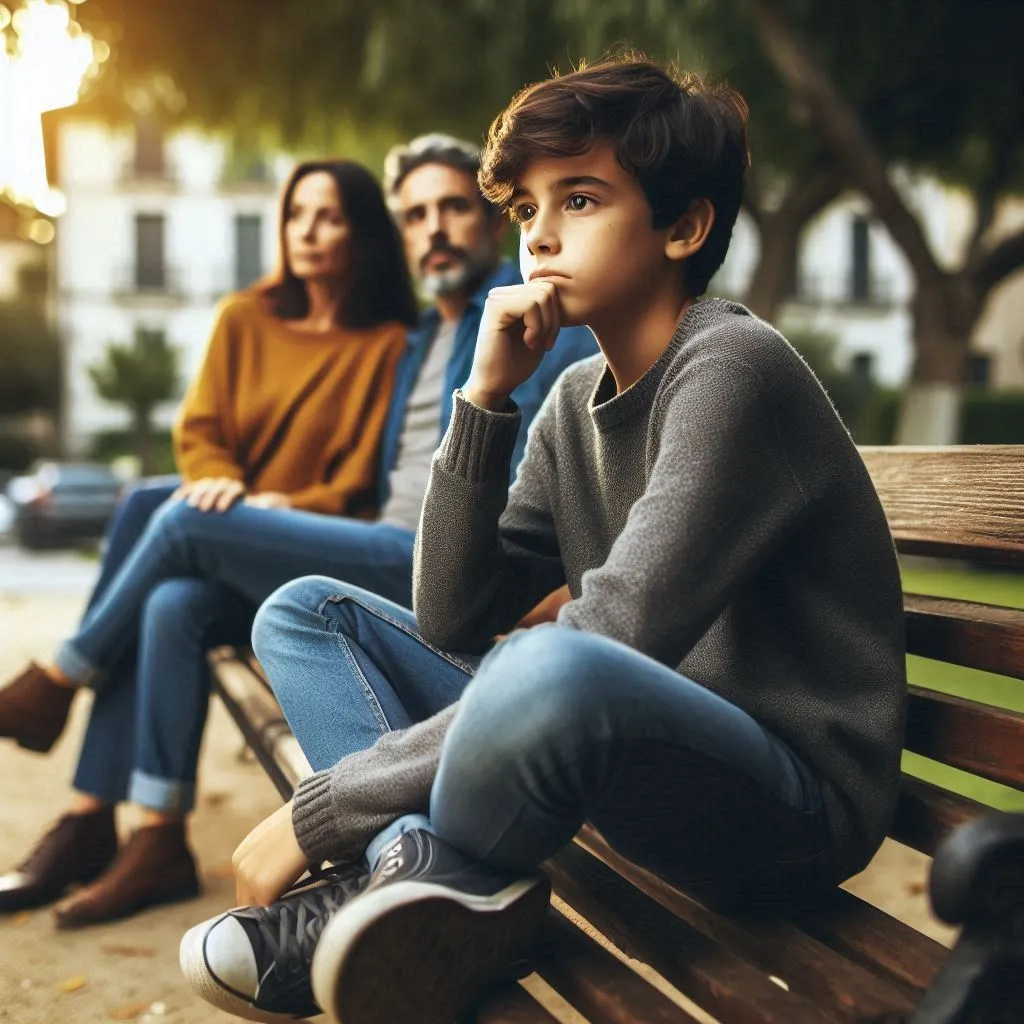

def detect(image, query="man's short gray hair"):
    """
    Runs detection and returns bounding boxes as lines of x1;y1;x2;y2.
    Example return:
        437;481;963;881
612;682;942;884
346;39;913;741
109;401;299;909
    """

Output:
383;133;500;219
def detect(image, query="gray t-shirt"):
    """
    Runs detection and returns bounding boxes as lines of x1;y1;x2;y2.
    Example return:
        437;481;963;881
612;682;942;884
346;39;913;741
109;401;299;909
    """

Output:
379;320;457;531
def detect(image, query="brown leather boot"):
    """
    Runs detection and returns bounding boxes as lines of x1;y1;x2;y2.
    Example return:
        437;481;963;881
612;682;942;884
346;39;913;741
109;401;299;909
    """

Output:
54;820;200;929
0;808;118;913
0;662;77;753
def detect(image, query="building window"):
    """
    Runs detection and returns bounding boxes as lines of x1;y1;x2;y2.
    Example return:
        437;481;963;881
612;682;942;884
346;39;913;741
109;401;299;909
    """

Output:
850;352;874;384
966;353;991;388
135;214;166;290
234;214;263;290
134;115;165;177
850;215;871;303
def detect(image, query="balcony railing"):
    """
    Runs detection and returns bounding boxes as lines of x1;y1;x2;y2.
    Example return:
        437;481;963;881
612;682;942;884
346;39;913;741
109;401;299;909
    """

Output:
112;264;186;300
790;270;899;310
119;157;179;188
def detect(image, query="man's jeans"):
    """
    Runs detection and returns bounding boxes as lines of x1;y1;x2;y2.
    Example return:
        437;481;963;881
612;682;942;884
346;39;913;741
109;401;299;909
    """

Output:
60;495;416;813
254;577;836;911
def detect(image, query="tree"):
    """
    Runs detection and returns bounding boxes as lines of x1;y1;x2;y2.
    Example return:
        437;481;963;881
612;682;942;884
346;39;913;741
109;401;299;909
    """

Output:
743;0;1024;442
88;328;179;474
0;299;60;415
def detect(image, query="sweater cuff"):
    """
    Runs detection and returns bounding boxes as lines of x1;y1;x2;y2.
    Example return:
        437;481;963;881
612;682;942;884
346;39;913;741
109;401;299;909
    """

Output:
291;769;338;865
439;390;521;484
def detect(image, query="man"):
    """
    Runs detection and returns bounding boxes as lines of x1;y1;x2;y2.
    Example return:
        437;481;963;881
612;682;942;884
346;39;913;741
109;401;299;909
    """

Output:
0;134;596;927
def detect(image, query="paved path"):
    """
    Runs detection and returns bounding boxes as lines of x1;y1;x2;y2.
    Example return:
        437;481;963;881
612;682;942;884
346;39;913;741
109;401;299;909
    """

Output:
0;544;100;597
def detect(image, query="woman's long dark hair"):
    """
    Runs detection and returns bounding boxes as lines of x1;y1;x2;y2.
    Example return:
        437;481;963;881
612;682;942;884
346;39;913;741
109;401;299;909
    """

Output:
259;160;419;329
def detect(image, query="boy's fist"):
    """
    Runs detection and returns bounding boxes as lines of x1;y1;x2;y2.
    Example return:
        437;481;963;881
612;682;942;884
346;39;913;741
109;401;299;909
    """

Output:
465;281;561;410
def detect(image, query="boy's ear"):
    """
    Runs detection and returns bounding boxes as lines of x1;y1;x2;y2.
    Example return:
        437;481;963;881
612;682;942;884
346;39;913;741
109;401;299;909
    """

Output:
665;198;715;263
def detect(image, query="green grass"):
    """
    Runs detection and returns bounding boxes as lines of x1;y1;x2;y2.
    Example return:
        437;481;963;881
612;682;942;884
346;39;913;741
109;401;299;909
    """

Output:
898;561;1024;811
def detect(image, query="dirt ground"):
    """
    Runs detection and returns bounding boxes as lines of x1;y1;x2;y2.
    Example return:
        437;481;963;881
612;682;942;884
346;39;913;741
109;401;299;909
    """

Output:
0;593;281;1024
0;590;956;1024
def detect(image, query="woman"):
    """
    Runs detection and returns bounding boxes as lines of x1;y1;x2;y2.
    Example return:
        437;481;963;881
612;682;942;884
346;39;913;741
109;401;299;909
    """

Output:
0;160;417;926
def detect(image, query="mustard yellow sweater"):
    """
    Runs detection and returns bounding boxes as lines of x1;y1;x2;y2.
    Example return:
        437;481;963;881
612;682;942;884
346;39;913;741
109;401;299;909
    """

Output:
173;293;406;517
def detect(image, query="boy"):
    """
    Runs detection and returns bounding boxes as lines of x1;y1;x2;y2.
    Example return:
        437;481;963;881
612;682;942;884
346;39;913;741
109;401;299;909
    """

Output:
182;56;906;1024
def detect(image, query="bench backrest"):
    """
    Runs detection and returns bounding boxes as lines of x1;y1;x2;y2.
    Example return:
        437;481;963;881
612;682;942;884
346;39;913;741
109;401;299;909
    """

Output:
859;446;1024;857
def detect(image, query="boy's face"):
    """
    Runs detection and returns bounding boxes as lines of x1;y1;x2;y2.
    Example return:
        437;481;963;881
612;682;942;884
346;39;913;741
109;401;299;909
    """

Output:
512;142;679;327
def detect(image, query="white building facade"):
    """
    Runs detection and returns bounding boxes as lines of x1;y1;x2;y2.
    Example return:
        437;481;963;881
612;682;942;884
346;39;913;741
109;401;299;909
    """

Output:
56;116;290;451
714;179;1024;390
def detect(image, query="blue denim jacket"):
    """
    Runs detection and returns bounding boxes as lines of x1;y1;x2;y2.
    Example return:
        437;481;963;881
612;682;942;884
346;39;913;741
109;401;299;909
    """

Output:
377;260;598;505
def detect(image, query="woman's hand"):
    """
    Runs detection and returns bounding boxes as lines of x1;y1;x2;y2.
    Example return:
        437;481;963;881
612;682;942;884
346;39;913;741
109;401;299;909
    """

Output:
174;477;246;513
232;801;309;907
245;492;292;510
494;584;572;641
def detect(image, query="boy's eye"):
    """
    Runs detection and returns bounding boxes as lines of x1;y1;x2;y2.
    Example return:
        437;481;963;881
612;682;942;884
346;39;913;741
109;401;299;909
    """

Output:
567;194;591;212
511;203;537;223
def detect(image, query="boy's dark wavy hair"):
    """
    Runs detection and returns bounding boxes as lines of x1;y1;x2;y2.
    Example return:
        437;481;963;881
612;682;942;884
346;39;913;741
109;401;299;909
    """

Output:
479;54;750;296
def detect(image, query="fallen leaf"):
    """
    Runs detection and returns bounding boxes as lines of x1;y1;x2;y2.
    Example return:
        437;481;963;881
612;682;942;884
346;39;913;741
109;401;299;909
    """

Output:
57;975;87;993
9;912;32;927
101;944;157;958
108;1003;150;1021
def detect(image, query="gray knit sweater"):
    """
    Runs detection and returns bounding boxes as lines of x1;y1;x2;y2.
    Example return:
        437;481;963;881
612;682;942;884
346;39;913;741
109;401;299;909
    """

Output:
293;299;907;881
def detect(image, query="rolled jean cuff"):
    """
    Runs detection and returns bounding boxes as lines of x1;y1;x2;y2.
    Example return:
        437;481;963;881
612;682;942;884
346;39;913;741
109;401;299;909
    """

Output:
128;769;195;814
365;813;432;870
53;640;100;688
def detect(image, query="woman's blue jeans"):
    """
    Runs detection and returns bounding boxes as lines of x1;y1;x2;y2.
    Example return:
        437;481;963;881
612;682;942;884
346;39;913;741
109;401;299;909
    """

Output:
254;576;836;912
60;489;416;814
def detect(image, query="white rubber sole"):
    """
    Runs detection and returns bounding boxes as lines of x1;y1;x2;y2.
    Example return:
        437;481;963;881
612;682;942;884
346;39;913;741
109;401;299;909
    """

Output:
179;916;317;1023
310;876;550;1024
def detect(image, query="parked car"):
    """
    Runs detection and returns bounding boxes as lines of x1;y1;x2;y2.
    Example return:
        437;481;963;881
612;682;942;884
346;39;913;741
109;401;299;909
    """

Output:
7;462;122;550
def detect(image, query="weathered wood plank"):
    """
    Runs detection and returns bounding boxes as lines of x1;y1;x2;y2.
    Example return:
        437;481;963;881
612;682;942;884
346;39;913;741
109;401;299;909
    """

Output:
905;686;1024;789
537;910;699;1023
573;827;919;1019
891;775;989;857
859;446;1024;565
546;843;847;1024
904;593;1024;681
476;981;565;1024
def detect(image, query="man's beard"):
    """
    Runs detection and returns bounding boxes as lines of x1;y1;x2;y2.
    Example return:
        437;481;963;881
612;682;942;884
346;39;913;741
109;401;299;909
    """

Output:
419;245;494;299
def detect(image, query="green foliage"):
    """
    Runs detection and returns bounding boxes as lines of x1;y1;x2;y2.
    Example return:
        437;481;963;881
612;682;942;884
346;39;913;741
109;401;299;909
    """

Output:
88;328;179;415
90;428;176;475
961;390;1024;444
784;326;879;440
0;301;60;415
0;431;46;472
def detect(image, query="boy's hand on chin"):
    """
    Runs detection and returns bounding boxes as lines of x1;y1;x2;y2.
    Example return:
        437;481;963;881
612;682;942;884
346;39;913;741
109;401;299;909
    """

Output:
465;281;562;410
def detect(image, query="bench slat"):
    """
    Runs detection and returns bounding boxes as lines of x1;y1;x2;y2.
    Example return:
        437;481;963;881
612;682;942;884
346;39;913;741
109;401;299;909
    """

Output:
789;886;947;994
905;686;1024;789
860;446;1024;566
574;827;920;1018
477;981;564;1023
547;842;848;1024
904;594;1024;680
891;775;989;857
537;910;700;1023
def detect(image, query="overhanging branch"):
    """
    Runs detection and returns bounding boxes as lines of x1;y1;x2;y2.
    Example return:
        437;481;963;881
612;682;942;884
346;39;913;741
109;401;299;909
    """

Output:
973;228;1024;295
745;0;944;292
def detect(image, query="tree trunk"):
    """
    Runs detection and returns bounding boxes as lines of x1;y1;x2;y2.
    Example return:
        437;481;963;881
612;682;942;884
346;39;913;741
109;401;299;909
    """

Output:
743;164;845;323
745;215;799;322
134;406;155;477
895;275;981;445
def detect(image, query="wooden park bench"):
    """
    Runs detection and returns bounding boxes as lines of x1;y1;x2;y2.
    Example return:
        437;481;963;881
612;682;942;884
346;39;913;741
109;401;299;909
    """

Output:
209;444;1024;1023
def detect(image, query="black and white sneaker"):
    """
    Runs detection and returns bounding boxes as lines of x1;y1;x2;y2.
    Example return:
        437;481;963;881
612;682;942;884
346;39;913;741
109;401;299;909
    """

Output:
180;866;367;1022
310;830;550;1024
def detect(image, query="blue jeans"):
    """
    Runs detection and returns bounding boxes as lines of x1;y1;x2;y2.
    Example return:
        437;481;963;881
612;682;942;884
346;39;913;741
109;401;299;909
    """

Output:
59;497;416;813
254;577;836;912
